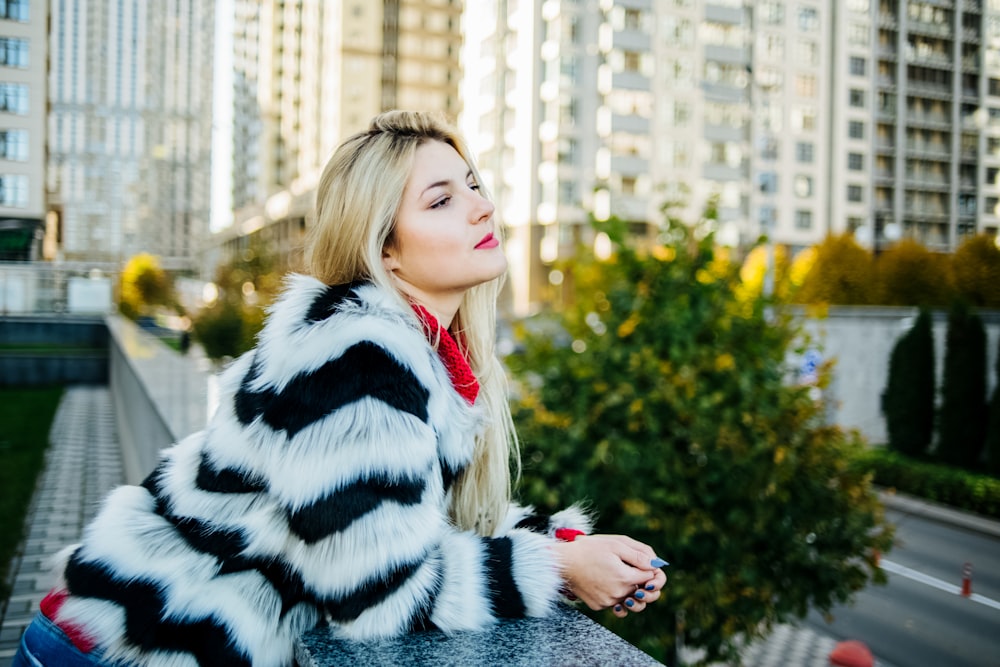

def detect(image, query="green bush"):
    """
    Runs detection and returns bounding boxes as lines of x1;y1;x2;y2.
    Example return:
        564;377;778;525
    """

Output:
509;213;893;665
875;239;953;306
952;234;1000;308
881;310;935;458
853;448;1000;519
795;233;875;305
937;301;988;469
191;299;258;361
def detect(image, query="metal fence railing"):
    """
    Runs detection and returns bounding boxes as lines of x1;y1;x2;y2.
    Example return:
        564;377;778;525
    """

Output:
0;261;119;315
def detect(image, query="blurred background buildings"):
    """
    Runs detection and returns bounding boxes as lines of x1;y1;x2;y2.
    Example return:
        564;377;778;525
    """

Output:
0;0;998;315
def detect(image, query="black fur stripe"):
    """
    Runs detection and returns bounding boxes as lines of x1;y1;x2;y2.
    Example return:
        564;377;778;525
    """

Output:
483;538;526;618
141;466;324;619
408;548;444;632
235;341;430;437
64;553;252;666
324;559;424;623
196;450;267;494
287;473;426;543
304;281;366;323
513;512;551;533
440;461;464;491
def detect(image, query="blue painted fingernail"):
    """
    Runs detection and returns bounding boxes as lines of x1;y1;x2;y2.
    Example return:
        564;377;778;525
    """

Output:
625;599;635;608
614;605;622;612
635;590;645;599
645;584;656;591
650;558;669;568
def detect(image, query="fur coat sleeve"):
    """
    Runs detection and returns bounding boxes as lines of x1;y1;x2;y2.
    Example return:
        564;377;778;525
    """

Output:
52;276;586;667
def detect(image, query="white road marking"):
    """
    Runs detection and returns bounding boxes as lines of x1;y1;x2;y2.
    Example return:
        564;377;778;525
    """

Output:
881;558;1000;612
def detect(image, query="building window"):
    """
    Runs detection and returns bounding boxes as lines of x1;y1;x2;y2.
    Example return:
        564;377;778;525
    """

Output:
849;56;866;76
795;74;817;98
0;82;28;114
796;40;819;67
621;176;637;195
848;152;864;170
849;89;866;107
759;172;779;194
0;37;28;68
796;141;814;163
847;23;869;45
794;175;813;197
847;184;864;202
0;0;29;22
759;205;777;227
760;1;785;24
623;50;641;72
0;173;28;207
795;210;813;229
793;106;817;132
799;7;819;32
848;120;865;139
0;128;27;160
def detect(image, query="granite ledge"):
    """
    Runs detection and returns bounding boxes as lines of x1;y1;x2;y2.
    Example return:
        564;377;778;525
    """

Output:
295;606;662;666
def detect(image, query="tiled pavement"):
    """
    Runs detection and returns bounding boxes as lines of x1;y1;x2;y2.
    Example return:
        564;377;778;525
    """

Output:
0;386;123;666
0;385;871;667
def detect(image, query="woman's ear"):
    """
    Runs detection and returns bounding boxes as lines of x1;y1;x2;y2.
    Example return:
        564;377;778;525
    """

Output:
382;245;401;273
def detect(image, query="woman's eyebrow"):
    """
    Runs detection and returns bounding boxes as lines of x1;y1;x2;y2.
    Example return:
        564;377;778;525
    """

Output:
420;170;474;198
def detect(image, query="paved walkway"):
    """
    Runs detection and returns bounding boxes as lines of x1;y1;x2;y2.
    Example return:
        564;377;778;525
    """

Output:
0;386;889;666
0;387;123;666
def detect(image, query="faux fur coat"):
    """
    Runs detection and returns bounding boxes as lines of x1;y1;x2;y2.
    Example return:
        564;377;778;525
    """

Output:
47;275;591;667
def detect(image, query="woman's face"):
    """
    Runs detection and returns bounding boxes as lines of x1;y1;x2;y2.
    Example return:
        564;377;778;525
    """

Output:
384;140;507;315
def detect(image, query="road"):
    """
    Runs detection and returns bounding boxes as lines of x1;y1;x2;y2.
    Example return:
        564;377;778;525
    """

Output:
806;508;1000;667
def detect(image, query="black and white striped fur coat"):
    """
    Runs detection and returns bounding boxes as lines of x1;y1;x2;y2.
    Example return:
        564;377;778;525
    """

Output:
50;275;592;667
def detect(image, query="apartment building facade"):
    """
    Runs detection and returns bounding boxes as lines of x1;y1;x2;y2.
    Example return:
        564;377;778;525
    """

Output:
218;0;464;274
0;0;47;261
461;0;1000;315
45;0;214;270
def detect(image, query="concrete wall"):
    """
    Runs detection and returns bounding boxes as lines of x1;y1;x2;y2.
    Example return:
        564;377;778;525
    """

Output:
105;314;214;483
801;306;1000;445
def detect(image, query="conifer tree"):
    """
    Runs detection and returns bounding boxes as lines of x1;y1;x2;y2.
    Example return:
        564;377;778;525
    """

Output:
881;310;935;457
937;301;988;469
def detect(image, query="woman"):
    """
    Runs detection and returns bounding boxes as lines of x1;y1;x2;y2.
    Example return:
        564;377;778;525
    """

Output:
14;111;667;667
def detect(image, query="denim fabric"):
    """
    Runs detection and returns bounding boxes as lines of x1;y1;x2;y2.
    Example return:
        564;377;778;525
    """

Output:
12;612;113;667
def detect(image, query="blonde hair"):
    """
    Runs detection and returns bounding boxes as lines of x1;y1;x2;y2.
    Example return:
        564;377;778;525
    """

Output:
305;110;518;536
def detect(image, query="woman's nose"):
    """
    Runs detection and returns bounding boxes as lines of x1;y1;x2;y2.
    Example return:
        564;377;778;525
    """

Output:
473;195;495;223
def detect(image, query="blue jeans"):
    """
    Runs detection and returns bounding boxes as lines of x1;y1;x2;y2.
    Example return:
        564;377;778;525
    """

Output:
12;612;116;667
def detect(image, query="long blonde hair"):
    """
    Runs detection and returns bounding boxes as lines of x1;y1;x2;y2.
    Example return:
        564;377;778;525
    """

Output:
304;110;518;536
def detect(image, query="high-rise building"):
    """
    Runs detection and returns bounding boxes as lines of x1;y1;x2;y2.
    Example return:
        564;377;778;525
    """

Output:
0;0;48;261
220;0;464;273
461;0;1000;315
47;0;214;269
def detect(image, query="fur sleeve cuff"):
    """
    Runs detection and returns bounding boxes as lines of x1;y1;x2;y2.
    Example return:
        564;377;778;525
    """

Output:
548;504;595;536
507;529;564;617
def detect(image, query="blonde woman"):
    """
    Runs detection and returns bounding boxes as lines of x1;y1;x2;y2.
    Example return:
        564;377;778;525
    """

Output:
14;111;667;667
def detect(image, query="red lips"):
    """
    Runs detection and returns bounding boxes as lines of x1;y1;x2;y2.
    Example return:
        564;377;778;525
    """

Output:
475;233;499;249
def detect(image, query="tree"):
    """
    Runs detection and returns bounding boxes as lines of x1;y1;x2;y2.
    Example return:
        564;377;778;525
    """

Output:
795;233;875;305
987;336;1000;476
952;234;1000;308
118;253;179;319
875;239;953;306
191;241;281;361
508;211;893;665
937;301;988;469
881;310;935;457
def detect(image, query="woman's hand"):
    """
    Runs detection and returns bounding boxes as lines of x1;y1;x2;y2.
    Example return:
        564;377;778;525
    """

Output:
549;534;667;617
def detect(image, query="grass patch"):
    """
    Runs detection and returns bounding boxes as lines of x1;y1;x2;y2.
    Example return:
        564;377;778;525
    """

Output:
0;386;63;602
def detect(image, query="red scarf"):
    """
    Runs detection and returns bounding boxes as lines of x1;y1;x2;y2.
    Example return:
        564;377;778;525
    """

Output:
411;304;480;405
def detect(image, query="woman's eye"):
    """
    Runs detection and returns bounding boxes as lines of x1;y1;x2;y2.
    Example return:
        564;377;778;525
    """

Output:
469;183;480;192
431;196;450;209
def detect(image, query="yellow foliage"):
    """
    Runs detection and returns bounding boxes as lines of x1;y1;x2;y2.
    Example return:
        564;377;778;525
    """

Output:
714;353;736;372
617;313;640;338
652;245;676;262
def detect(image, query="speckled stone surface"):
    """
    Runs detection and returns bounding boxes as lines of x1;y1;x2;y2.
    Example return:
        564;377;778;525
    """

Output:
295;606;662;666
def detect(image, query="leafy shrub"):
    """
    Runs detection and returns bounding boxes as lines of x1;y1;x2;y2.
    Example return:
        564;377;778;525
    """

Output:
952;234;1000;308
509;213;893;665
875;239;953;306
881;310;935;458
853;448;1000;519
937;301;988;469
795;233;875;305
119;253;180;320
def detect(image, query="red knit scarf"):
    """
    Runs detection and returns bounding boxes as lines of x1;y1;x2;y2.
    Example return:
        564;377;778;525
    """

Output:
410;304;480;405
